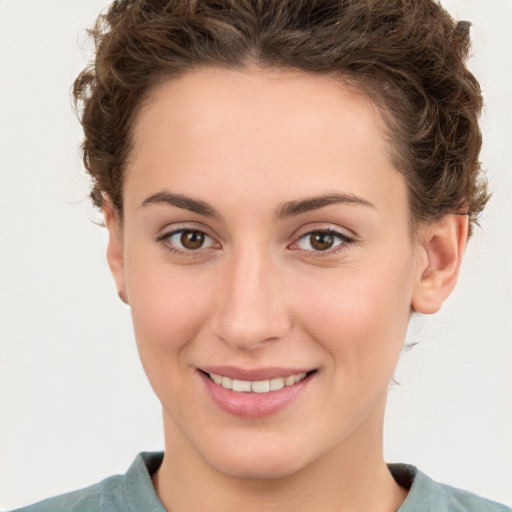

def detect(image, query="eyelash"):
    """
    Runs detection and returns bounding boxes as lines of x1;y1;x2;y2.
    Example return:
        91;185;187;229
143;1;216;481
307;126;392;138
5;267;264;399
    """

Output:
155;228;218;258
155;227;356;259
293;228;355;260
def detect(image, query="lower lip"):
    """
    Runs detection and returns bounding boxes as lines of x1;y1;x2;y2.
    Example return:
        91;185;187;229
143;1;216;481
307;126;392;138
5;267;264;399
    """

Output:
201;372;313;419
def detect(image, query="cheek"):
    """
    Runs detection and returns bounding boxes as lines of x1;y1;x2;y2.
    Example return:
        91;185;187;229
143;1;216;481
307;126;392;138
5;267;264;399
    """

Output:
125;256;214;360
293;257;414;376
124;260;219;415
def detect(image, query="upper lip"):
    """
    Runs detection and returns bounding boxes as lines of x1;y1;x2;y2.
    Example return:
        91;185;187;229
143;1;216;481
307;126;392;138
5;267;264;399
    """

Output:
199;366;314;381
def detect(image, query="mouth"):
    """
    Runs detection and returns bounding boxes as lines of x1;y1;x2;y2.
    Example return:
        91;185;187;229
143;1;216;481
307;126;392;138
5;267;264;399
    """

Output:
198;367;316;418
204;370;311;393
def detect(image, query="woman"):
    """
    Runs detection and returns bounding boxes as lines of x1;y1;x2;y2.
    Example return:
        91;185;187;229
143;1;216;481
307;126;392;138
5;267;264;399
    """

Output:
7;0;510;510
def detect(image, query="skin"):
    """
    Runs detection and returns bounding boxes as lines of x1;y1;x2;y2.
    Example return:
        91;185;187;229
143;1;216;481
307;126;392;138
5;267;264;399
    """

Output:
105;67;468;512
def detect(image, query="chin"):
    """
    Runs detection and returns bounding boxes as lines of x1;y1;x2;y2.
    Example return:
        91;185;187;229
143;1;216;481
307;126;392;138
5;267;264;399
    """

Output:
201;438;315;481
211;455;306;481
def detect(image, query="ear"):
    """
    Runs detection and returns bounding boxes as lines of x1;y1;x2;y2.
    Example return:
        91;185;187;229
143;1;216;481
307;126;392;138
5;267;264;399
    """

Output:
103;202;129;305
411;214;469;314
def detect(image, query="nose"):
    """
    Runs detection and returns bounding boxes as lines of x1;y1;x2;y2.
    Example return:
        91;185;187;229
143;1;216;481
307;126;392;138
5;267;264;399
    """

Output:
211;246;291;351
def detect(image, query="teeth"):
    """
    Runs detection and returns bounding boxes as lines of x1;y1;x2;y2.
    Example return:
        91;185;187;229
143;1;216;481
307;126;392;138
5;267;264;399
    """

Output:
232;379;251;392
251;380;270;393
284;375;295;386
269;377;285;391
211;373;223;385
221;376;233;389
208;372;308;393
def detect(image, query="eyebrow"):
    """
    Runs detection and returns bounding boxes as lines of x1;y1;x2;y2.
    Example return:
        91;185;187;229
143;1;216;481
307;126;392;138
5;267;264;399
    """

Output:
274;193;375;220
140;190;375;220
140;191;221;218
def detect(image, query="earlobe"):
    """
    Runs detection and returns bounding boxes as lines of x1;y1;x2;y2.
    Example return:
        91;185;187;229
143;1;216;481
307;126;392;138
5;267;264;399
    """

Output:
103;202;129;305
411;214;469;314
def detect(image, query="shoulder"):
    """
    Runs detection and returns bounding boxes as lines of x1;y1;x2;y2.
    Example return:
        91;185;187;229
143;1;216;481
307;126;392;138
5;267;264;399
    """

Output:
9;452;165;512
9;478;104;511
389;464;511;512
9;474;123;512
437;483;512;512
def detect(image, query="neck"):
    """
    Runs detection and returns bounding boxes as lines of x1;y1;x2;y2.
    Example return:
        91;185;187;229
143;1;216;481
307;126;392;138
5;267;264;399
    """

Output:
153;399;407;512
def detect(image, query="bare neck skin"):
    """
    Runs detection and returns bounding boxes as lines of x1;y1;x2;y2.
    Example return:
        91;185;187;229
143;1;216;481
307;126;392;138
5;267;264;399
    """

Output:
152;394;407;512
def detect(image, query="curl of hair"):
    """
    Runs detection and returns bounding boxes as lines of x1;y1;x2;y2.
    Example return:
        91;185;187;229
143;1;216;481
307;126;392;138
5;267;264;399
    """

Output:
73;0;489;231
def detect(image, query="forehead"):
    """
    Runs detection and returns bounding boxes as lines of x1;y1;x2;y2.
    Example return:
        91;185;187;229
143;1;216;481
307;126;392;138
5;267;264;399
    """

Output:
132;66;387;159
126;67;406;223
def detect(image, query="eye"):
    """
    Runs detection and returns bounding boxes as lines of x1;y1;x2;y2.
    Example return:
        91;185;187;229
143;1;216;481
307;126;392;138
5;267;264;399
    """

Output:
174;230;208;250
157;229;217;253
294;229;354;253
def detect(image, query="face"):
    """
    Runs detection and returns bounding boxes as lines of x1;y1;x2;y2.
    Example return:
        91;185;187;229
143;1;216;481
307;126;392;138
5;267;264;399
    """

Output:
106;67;442;480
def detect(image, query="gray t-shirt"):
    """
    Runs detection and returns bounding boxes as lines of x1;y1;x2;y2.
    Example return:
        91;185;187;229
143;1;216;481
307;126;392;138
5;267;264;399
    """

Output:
11;452;511;512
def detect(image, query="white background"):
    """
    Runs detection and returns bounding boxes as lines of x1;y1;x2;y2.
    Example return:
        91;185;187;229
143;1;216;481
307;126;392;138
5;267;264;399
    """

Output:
0;0;511;509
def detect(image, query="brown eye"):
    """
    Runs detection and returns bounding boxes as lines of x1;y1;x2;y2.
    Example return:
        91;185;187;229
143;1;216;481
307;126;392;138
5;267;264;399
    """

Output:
157;228;218;255
294;229;353;254
180;230;205;250
309;232;335;251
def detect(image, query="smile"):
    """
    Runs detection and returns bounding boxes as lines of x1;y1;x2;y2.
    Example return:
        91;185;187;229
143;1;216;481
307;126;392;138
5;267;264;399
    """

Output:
208;371;308;393
200;367;315;418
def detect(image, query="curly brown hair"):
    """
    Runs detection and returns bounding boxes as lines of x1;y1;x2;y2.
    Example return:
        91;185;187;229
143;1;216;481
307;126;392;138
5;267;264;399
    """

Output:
73;0;488;231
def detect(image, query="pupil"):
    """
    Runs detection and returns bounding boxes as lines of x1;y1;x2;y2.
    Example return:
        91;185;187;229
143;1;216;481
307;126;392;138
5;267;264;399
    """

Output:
181;230;204;249
311;232;334;251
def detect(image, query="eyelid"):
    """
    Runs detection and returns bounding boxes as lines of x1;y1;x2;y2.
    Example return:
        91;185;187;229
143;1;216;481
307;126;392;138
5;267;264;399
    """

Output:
290;222;357;242
154;222;357;258
155;221;218;242
155;223;221;256
288;224;357;256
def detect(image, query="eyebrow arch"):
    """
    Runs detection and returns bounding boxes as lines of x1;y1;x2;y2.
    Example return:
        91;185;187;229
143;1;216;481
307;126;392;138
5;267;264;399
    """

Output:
140;190;375;220
140;191;221;219
274;193;375;220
